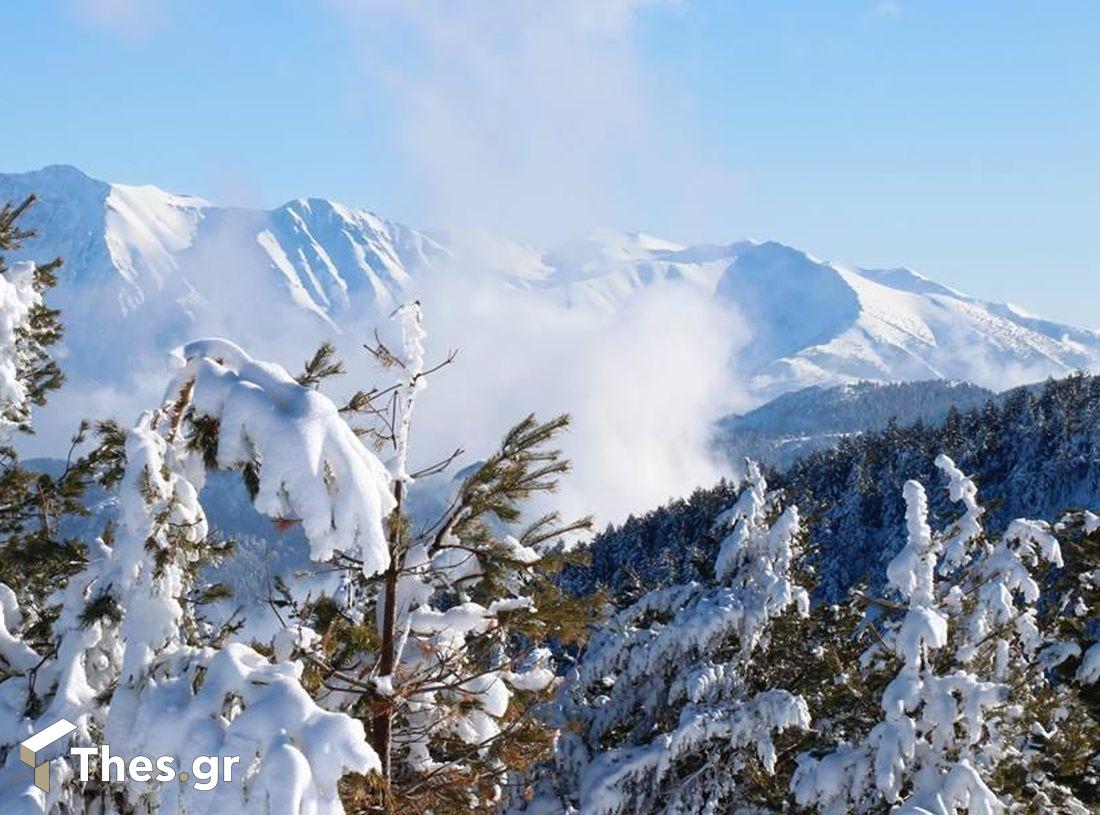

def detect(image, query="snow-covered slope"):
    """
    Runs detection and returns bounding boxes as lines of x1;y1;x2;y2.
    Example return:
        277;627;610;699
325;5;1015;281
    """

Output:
0;166;447;385
523;234;1100;397
708;240;1099;399
2;165;1099;450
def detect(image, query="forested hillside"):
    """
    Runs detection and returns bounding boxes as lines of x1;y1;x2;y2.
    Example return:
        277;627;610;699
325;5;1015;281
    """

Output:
573;373;1100;602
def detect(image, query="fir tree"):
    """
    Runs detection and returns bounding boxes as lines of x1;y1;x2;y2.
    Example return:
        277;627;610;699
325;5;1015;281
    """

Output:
0;339;389;813
793;456;1095;814
0;194;96;601
270;303;600;814
0;192;120;686
523;463;812;815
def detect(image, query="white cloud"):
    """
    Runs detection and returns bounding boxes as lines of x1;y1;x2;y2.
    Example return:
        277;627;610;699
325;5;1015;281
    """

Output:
338;266;750;527
330;0;735;244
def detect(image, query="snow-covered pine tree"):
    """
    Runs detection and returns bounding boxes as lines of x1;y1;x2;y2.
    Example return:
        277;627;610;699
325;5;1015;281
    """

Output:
792;455;1092;815
1031;510;1100;807
0;194;148;811
1054;511;1100;688
0;336;397;813
271;303;599;815
0;194;105;605
1043;511;1100;691
520;462;811;815
0;195;61;438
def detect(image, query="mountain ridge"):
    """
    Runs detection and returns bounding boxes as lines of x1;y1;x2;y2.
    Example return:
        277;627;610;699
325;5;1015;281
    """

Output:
2;164;1098;457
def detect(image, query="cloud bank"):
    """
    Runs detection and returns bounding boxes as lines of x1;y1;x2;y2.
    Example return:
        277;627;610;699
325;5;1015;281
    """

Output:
371;269;748;527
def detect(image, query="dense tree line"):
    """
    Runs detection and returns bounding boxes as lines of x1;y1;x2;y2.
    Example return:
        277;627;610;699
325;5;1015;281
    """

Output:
717;380;996;470
525;459;1100;814
573;373;1100;603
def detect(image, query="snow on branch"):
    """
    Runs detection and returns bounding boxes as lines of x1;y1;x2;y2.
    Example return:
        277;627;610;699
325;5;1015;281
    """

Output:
0;262;44;439
110;643;379;815
792;454;1078;815
0;406;381;814
545;464;811;814
167;338;397;576
934;454;984;571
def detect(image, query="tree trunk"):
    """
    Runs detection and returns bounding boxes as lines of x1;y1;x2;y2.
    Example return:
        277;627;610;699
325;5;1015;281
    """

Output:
371;480;404;803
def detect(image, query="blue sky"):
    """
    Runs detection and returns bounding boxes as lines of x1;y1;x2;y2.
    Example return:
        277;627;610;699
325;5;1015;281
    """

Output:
2;1;1098;326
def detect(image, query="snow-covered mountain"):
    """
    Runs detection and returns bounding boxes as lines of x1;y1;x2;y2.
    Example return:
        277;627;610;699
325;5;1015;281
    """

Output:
2;164;1099;452
0;165;447;383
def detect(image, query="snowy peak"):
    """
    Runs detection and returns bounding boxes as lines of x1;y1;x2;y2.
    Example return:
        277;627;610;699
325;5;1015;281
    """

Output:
103;180;207;299
544;229;685;276
1;165;1098;427
251;196;446;318
0;166;206;314
715;241;863;369
0;167;455;382
1;165;207;288
0;166;447;321
699;241;1100;397
0;166;114;282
